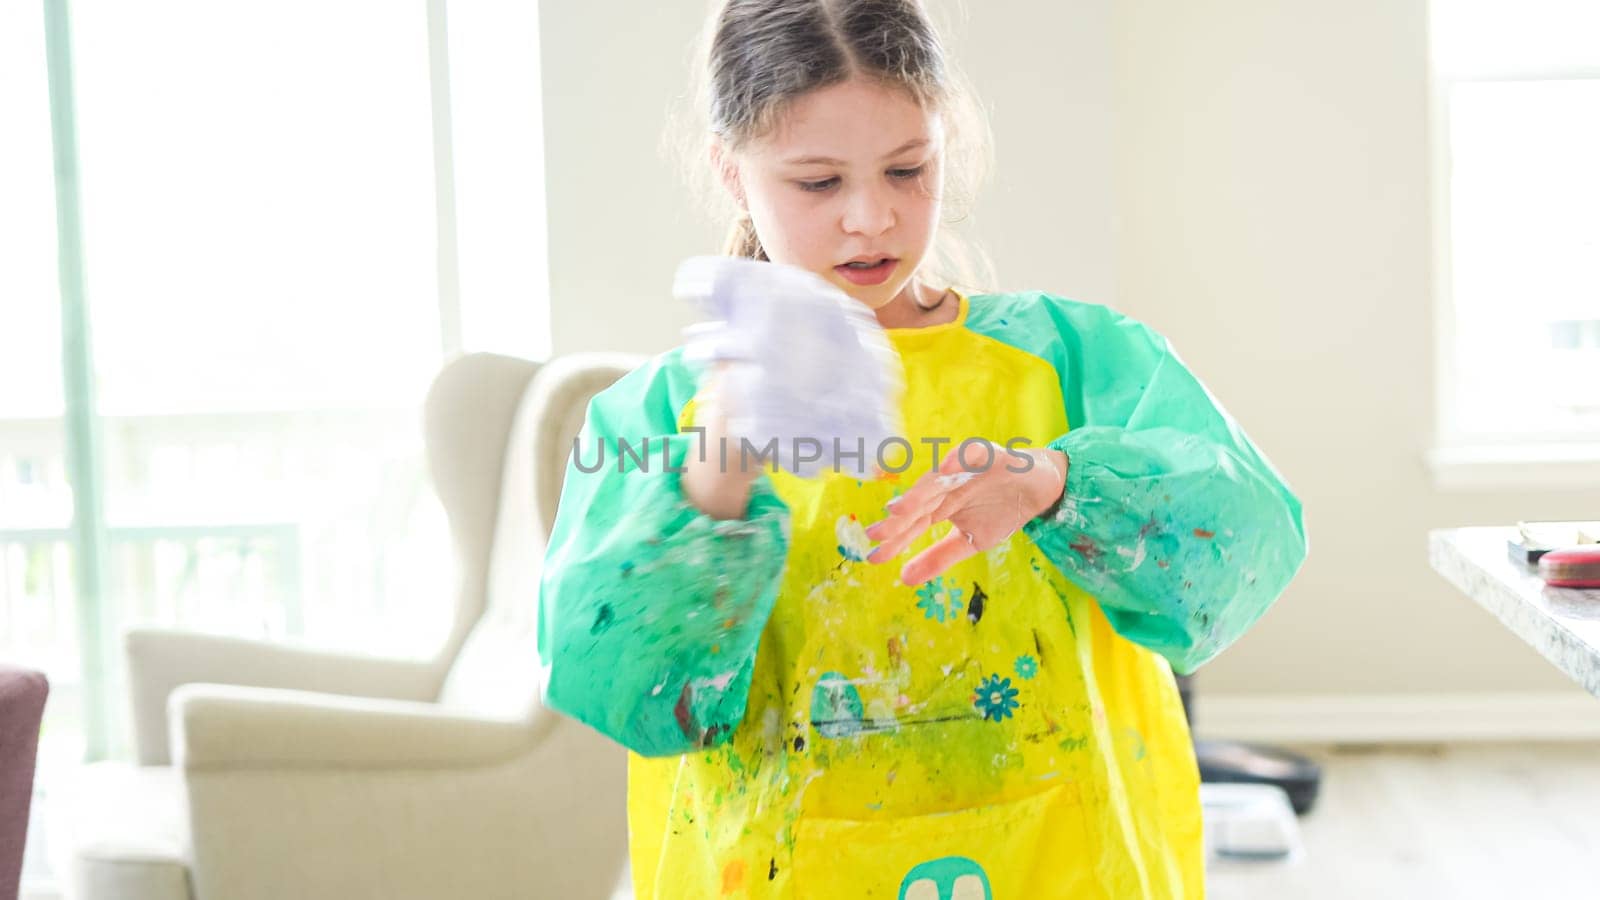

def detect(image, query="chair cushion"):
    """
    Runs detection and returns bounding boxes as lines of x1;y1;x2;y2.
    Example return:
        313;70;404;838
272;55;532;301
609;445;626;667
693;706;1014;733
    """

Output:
49;763;192;900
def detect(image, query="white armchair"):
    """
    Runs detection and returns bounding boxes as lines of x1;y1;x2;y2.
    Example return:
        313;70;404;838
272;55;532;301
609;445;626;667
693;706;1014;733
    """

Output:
52;352;645;900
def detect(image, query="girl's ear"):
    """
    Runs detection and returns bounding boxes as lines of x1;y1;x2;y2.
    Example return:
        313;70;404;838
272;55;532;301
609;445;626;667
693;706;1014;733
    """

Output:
709;140;747;211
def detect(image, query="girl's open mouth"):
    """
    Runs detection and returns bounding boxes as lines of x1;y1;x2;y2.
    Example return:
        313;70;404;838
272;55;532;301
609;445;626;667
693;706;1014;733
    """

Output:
834;257;897;286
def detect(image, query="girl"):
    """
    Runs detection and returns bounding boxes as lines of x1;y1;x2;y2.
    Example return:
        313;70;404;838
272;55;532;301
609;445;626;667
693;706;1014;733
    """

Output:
539;1;1307;897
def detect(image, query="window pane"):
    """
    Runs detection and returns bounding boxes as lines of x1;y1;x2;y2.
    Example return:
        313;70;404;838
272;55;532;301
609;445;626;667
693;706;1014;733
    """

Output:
0;0;64;419
1449;79;1600;435
1433;0;1600;79
98;410;452;657
67;2;455;662
72;1;443;416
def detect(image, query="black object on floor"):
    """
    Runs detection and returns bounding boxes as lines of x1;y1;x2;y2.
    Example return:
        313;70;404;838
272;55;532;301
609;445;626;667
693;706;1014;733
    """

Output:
1176;673;1323;816
1194;739;1322;816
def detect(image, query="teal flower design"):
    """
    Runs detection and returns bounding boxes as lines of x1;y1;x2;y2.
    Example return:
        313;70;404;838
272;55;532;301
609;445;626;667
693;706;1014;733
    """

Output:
915;580;948;622
914;577;964;622
973;674;1019;722
1014;654;1039;680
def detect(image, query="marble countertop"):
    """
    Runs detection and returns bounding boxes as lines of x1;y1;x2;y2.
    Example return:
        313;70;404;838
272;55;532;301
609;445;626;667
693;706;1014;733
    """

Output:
1429;527;1600;698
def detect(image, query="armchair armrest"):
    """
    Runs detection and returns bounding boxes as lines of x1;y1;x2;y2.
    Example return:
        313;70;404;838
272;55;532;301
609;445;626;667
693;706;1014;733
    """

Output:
170;683;550;772
126;627;448;765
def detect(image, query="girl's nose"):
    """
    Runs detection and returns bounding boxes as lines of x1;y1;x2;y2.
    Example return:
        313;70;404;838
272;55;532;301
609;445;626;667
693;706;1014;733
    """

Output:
840;184;896;237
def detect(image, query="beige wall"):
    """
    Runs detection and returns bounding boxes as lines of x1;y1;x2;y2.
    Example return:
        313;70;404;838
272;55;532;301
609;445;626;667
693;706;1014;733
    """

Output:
539;0;1119;353
539;1;1600;696
539;1;720;355
1111;0;1599;696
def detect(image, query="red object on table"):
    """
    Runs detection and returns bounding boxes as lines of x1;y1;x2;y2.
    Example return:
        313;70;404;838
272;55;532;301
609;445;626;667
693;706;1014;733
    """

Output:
1538;545;1600;588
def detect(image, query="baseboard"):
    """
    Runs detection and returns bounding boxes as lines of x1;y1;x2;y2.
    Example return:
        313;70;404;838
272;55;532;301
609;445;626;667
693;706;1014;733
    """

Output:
1189;691;1600;744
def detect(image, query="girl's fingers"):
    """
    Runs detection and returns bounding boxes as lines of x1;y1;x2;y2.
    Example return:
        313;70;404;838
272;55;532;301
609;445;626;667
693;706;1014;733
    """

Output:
864;505;922;541
891;462;965;513
865;476;948;542
925;478;981;526
869;481;990;565
866;511;933;564
938;442;979;475
938;439;1004;477
867;444;998;566
863;513;906;541
879;469;969;527
882;488;934;525
901;526;982;586
866;478;969;541
889;440;997;515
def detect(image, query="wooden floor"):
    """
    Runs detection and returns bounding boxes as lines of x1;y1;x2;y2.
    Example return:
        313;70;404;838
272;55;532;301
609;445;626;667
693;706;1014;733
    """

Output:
1207;742;1600;899
27;743;1600;899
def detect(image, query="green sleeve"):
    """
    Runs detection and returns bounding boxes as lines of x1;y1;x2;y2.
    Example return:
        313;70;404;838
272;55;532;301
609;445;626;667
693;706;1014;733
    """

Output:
536;349;790;756
975;293;1307;674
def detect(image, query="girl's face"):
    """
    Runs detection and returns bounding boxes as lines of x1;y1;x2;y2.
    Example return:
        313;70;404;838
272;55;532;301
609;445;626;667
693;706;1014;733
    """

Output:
720;78;945;311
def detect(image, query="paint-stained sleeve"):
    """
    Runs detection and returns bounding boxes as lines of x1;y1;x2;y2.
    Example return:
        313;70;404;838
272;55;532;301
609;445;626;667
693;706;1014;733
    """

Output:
1021;298;1307;674
537;351;790;756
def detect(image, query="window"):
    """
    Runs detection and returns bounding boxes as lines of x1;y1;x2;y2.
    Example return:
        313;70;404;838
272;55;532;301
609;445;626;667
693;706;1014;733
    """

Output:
1;0;547;761
1430;0;1600;480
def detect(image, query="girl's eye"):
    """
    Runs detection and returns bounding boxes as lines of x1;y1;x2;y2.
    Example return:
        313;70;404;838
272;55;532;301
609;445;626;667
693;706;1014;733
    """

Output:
797;177;839;193
889;164;926;180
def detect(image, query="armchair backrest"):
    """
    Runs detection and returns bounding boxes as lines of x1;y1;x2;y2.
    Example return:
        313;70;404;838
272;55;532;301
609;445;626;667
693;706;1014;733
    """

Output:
437;352;643;718
421;352;543;673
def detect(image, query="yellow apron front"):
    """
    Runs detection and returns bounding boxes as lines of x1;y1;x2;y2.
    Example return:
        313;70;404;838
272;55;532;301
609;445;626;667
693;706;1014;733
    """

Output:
627;298;1205;899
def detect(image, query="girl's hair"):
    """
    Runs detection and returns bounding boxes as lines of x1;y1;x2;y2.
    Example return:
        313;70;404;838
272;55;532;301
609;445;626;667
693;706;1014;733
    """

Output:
672;0;994;292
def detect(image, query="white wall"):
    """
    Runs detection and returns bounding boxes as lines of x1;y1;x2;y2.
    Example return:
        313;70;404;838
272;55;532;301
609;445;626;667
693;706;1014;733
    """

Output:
537;0;1600;701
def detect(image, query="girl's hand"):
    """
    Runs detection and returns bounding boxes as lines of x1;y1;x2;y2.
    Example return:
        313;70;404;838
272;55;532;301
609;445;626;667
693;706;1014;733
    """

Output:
864;441;1067;586
682;366;762;520
676;256;901;479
